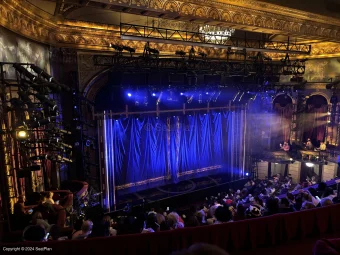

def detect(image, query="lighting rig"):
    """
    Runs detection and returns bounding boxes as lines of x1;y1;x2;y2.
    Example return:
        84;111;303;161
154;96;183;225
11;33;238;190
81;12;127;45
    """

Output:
0;62;72;203
71;89;97;185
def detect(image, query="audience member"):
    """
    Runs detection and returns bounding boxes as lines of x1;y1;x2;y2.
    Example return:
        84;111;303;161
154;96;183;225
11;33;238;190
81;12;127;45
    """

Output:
72;220;93;240
32;211;51;232
45;192;55;205
22;225;46;242
168;212;184;229
214;206;233;223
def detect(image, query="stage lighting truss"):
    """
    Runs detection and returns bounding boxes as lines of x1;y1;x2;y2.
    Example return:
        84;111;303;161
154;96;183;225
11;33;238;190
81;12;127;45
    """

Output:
93;50;307;77
120;23;311;54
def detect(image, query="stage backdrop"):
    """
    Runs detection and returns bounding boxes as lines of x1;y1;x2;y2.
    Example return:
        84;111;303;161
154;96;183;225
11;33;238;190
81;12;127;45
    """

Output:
102;110;246;209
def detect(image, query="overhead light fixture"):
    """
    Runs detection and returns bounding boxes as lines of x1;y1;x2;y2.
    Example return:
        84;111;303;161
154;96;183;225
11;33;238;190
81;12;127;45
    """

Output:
199;25;235;43
306;162;314;167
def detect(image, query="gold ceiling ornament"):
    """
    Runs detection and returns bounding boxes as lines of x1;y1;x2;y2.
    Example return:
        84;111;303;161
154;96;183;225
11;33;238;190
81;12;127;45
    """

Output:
1;0;340;59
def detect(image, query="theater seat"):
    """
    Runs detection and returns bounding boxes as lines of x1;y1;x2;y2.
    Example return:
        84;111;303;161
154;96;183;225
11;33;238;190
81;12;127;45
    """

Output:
314;239;340;255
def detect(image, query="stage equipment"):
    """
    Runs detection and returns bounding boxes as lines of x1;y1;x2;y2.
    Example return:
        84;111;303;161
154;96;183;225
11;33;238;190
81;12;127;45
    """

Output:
93;53;307;77
30;65;53;82
15;127;28;141
120;23;311;54
143;42;159;58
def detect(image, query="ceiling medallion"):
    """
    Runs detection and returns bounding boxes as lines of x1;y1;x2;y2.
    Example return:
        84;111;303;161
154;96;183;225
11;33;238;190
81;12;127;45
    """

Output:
199;25;235;43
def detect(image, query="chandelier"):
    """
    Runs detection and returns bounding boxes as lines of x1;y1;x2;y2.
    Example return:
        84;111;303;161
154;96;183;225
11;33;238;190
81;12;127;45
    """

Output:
199;25;235;43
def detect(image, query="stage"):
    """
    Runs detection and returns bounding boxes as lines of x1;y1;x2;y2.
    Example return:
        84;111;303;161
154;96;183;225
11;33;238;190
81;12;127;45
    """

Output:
113;174;248;211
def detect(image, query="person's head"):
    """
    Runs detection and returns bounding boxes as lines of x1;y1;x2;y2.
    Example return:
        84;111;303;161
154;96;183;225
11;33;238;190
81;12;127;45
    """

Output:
195;210;205;224
323;188;334;198
40;195;46;203
167;212;180;225
318;182;327;192
320;198;333;207
49;224;61;240
286;192;295;201
280;197;290;208
236;203;246;217
23;225;46;242
301;201;315;210
73;218;83;231
81;220;93;234
266;197;279;214
45;191;53;199
156;213;165;225
145;213;159;232
17;195;25;203
214;206;232;223
32;211;43;225
90;221;110;237
253;196;263;206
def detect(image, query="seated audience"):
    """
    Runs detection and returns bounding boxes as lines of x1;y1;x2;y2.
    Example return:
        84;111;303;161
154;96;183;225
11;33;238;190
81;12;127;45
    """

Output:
72;220;93;240
214;206;233;223
301;201;316;210
45;192;55;204
185;205;200;227
320;197;334;207
264;197;279;216
32;211;51;232
141;213;160;233
279;197;295;213
49;224;68;241
168;212;184;229
22;225;46;242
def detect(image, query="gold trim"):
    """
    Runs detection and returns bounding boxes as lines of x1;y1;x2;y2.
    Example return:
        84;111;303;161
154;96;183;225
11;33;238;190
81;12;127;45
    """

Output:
1;0;340;59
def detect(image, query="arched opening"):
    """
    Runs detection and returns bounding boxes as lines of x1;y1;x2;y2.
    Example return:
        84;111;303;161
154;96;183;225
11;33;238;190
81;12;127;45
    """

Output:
303;95;328;147
271;94;293;148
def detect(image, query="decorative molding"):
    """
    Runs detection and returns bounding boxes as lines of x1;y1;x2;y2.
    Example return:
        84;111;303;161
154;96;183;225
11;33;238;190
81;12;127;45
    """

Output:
2;0;340;60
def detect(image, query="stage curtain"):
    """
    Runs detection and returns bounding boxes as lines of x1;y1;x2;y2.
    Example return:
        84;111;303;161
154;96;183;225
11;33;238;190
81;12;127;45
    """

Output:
103;110;245;208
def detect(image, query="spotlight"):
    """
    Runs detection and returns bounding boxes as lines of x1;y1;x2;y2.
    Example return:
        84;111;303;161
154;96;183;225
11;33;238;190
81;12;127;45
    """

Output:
180;93;184;96
16;130;28;140
328;112;331;115
127;93;132;97
245;172;249;176
206;92;209;95
122;46;136;54
289;158;293;161
152;93;156;97
30;65;53;82
306;162;314;167
13;64;36;81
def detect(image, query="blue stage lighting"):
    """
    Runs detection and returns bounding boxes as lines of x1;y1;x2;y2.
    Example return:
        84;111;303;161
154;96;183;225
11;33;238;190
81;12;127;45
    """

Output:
245;172;249;176
152;93;156;97
127;93;132;97
206;92;209;95
180;92;184;96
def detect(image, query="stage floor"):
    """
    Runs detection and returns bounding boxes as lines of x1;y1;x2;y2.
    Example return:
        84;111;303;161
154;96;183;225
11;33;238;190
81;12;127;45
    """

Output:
115;174;238;210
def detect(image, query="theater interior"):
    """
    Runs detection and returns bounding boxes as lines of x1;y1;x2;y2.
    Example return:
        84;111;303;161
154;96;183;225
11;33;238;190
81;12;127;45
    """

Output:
2;0;340;254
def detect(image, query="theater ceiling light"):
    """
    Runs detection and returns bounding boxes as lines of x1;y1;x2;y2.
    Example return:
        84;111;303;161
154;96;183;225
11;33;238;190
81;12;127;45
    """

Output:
199;25;235;43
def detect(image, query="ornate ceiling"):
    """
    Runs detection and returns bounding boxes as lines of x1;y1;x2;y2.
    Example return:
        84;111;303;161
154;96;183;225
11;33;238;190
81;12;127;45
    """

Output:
1;0;340;59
